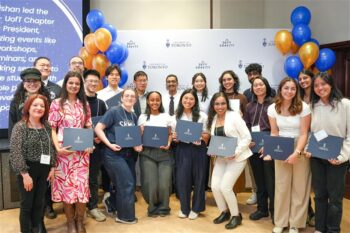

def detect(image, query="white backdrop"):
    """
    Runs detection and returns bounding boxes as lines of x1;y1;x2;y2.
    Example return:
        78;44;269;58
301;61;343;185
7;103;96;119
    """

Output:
117;29;286;95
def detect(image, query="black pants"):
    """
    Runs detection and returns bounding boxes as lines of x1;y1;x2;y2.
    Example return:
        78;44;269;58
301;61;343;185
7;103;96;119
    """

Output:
311;157;349;233
18;162;50;233
249;153;275;213
87;145;103;210
176;142;208;215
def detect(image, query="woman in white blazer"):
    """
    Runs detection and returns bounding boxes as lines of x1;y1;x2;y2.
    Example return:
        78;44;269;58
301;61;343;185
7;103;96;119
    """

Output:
207;92;252;230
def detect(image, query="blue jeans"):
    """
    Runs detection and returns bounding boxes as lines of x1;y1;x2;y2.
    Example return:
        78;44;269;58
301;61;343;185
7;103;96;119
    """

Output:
103;152;136;221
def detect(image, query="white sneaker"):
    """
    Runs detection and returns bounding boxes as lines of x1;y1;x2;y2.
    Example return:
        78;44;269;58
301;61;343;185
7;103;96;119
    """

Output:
115;217;138;224
178;210;187;218
88;208;106;222
246;192;257;205
188;210;198;220
289;227;299;233
273;226;284;233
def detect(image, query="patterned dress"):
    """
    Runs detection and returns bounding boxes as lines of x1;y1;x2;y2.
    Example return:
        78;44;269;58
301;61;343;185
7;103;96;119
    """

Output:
48;98;92;203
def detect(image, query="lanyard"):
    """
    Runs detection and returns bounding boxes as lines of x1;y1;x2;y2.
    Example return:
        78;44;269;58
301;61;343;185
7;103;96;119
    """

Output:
252;102;264;126
30;123;51;156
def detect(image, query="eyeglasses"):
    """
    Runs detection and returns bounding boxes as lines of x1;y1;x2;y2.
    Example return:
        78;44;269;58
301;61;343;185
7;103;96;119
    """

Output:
214;102;227;106
24;80;40;84
70;61;83;66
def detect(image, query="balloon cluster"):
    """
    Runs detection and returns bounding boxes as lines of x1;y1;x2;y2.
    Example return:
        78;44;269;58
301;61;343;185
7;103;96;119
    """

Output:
274;6;336;79
79;9;129;87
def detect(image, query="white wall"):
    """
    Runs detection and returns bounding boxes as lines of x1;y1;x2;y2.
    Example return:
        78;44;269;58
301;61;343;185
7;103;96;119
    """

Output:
91;0;350;44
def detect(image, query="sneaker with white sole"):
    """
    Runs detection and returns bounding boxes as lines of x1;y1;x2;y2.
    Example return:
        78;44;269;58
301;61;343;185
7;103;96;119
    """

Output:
102;192;114;214
178;210;187;218
115;217;138;224
88;208;106;222
289;227;299;233
188;210;198;220
273;226;284;233
246;192;257;205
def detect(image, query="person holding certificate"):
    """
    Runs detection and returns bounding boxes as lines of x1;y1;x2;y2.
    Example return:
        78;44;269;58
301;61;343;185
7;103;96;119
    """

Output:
267;77;311;233
49;71;93;233
137;91;173;217
207;92;252;230
305;72;350;233
243;77;275;222
171;89;209;220
10;94;56;233
94;88;142;224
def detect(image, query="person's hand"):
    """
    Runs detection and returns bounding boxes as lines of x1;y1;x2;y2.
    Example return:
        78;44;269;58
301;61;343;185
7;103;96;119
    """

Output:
226;154;236;160
160;144;170;150
109;144;121;152
328;159;341;165
172;132;179;142
304;151;312;158
134;145;143;152
47;168;55;183
285;153;298;164
263;155;272;161
21;173;33;192
84;147;94;154
258;147;264;158
249;142;256;148
94;137;102;144
57;146;74;155
193;140;201;146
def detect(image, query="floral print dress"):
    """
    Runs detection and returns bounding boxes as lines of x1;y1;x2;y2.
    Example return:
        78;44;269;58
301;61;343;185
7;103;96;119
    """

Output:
49;98;92;203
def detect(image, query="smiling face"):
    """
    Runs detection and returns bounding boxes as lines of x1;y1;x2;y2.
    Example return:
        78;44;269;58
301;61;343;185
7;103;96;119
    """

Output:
29;98;46;120
281;80;297;101
181;93;196;111
23;78;41;94
121;89;137;108
134;75;148;93
166;76;178;93
69;57;84;74
84;74;99;94
147;92;162;113
222;73;235;92
106;69;120;88
66;76;81;96
213;96;227;116
193;75;206;92
252;78;267;98
35;58;51;81
313;77;331;101
298;73;312;90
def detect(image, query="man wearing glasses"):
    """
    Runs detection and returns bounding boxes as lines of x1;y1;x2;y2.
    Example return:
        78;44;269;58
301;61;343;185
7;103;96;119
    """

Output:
57;56;85;87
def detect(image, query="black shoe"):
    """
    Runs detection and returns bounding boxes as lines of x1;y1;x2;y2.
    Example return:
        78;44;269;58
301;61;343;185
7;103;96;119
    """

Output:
135;194;138;202
45;205;57;219
249;210;269;220
213;211;231;224
225;215;242;229
37;220;47;233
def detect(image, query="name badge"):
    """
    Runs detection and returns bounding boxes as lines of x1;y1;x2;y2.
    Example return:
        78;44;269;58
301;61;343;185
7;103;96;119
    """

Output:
40;154;50;165
251;125;260;132
314;130;328;142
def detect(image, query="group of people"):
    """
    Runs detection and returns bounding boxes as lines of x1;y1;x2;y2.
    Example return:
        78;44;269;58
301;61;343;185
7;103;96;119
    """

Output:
8;57;349;233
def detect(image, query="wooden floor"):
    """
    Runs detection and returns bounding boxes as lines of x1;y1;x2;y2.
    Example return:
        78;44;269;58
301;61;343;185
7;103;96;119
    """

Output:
0;191;349;233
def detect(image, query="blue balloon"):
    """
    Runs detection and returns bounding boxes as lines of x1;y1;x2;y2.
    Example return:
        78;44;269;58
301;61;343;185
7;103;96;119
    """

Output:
119;67;128;87
290;6;311;26
309;38;320;47
102;23;117;41
118;44;129;65
292;24;311;46
315;48;336;72
102;76;108;88
284;56;303;79
105;42;124;64
86;9;105;32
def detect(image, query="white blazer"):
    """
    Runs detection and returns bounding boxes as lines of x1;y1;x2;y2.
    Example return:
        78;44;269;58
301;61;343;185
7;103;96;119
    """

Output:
210;110;252;162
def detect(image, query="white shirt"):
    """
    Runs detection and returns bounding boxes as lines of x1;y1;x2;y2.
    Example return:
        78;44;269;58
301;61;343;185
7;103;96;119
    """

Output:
162;91;181;115
267;102;310;138
197;92;211;114
97;86;123;102
138;113;172;127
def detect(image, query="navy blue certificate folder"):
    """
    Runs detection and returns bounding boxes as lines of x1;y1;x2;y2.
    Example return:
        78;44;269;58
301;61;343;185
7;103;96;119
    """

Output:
207;136;237;157
307;133;343;160
143;126;169;148
115;126;142;148
91;116;103;128
264;135;294;160
63;128;93;151
251;131;270;153
175;120;203;143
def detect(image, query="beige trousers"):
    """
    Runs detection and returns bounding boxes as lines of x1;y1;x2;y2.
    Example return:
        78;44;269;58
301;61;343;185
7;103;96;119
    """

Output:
274;156;311;228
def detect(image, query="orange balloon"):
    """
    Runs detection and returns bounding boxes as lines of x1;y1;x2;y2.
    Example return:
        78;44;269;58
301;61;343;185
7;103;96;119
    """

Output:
84;33;99;55
79;47;93;69
274;30;292;55
313;66;332;75
94;28;112;52
299;42;319;69
290;40;299;54
92;53;110;77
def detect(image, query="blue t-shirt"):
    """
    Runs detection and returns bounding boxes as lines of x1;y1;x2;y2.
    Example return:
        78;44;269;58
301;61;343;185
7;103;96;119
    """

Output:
100;105;138;156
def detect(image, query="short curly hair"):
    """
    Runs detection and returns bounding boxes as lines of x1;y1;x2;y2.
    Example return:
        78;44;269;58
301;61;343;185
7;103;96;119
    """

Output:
245;63;262;75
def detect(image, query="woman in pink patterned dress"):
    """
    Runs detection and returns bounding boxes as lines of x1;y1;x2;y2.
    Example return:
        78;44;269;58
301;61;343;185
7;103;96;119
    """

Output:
49;71;93;233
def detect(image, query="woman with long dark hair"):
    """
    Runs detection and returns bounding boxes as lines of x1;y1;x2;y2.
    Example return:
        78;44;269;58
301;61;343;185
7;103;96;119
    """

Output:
267;77;311;233
207;92;252;229
305;72;350;233
138;91;173;217
172;89;210;220
192;72;211;113
298;69;314;104
49;71;93;233
244;77;275;222
10;94;56;233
